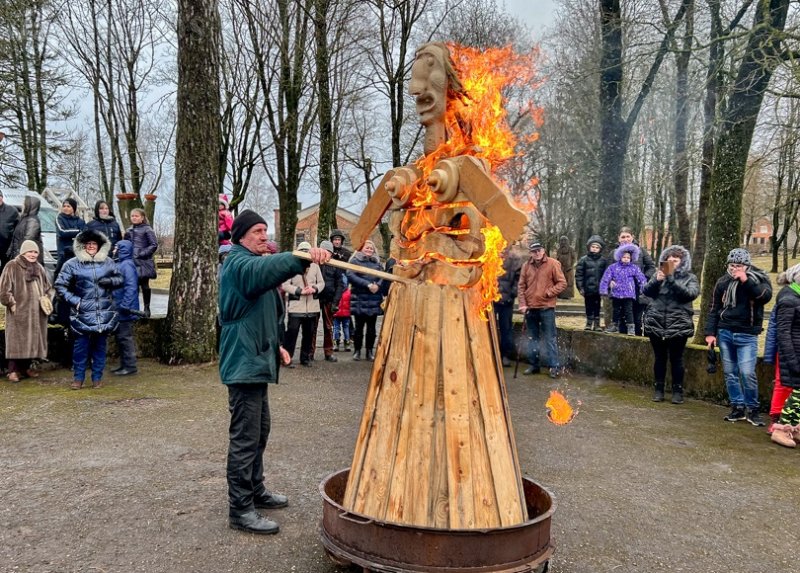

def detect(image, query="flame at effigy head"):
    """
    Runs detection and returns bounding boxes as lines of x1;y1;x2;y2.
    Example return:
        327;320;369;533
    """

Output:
398;43;542;317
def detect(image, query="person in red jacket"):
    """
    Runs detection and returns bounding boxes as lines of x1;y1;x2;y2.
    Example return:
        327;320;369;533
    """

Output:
333;285;351;352
518;242;567;378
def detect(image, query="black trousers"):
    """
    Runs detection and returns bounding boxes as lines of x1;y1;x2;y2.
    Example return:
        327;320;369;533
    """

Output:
115;321;137;369
611;298;634;331
649;335;688;393
353;314;378;352
584;293;601;319
284;313;318;364
227;383;271;517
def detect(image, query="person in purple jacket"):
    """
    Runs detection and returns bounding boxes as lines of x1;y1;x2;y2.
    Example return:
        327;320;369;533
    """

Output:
600;243;648;335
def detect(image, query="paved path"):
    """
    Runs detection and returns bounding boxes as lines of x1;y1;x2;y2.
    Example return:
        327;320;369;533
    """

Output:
1;357;797;573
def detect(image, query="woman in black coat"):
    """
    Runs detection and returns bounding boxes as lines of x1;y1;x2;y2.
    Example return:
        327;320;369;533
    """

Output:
771;263;800;447
87;200;122;250
642;245;699;404
346;240;383;362
7;196;43;264
124;208;158;317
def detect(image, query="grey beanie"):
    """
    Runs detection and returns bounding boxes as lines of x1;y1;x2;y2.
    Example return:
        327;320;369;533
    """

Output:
726;248;751;266
319;240;334;253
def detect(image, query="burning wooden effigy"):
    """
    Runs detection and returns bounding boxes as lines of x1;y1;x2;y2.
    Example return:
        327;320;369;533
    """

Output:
320;43;554;572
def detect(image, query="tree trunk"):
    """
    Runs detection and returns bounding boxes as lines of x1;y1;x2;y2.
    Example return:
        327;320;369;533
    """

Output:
694;0;790;344
315;0;337;240
672;0;694;248
165;0;222;363
597;0;626;242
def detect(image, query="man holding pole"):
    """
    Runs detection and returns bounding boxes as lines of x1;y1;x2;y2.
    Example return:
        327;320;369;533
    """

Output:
219;209;331;535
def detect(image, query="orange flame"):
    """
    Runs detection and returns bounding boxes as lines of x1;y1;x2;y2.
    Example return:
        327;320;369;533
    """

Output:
545;390;579;426
404;44;542;317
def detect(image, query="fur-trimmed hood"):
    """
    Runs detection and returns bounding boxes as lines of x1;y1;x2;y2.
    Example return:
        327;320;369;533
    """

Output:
613;242;640;263
73;229;112;263
658;245;692;275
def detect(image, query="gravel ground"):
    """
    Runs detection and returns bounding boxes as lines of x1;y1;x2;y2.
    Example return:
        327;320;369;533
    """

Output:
1;356;798;573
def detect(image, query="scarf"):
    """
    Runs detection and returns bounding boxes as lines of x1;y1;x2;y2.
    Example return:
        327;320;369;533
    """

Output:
790;282;800;296
722;267;762;310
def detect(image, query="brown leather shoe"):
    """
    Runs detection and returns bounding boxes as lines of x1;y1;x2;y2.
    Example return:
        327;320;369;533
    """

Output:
91;380;104;389
70;380;83;390
7;372;20;383
25;369;39;378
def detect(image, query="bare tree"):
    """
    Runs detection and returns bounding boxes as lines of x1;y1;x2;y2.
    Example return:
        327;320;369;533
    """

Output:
0;0;69;191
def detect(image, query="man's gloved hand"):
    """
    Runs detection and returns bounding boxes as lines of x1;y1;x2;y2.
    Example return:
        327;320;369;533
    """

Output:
97;277;113;288
331;304;339;314
130;309;148;318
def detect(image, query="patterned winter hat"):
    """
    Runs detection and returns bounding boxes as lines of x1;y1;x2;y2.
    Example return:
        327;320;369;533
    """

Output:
726;248;751;266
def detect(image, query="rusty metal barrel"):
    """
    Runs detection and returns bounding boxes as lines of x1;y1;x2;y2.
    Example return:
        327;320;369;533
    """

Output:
320;469;555;573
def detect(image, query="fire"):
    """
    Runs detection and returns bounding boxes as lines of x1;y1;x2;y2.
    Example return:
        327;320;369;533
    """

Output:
545;390;579;426
403;43;542;318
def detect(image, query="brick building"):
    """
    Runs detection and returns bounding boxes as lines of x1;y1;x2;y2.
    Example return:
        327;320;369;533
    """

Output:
273;203;387;252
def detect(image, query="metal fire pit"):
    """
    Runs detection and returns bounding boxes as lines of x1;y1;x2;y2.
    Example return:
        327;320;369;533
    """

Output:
319;469;555;573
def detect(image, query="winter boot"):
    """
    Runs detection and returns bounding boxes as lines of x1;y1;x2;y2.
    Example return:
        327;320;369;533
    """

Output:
583;319;592;331
767;413;781;435
605;324;618;334
652;383;665;402
144;305;151;318
366;349;374;361
770;424;797;448
592;318;602;331
352;350;361;361
626;325;636;336
344;339;351;351
671;390;684;405
334;340;340;352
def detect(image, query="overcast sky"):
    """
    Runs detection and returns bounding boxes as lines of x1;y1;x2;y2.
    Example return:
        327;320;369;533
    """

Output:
504;0;558;34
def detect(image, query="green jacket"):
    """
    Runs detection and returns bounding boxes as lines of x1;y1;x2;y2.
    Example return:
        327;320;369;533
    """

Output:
218;247;307;385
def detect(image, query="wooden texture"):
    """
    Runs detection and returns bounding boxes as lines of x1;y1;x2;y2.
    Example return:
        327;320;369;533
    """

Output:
348;170;395;251
450;156;529;243
342;282;527;529
291;251;415;284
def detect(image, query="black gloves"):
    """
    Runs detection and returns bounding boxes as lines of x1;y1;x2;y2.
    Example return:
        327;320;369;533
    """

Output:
97;277;114;288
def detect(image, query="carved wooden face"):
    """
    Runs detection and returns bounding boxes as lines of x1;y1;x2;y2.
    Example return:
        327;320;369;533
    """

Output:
408;46;447;127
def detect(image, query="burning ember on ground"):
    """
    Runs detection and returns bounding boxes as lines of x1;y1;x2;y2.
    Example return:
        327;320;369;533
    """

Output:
402;44;542;318
545;390;580;426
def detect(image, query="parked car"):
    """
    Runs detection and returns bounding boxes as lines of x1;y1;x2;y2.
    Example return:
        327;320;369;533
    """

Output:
0;188;59;273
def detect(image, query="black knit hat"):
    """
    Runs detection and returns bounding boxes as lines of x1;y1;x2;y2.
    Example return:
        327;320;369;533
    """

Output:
63;198;78;212
231;209;267;244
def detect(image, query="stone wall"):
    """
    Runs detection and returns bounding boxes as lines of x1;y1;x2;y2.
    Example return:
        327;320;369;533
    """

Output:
516;325;775;405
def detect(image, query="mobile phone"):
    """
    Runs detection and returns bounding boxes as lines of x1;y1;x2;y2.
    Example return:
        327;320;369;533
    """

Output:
660;261;674;276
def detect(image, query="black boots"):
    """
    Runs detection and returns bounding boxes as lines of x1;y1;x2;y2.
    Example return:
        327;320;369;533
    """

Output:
229;511;279;535
366;349;374;361
254;491;289;509
652;388;665;402
352;350;361;361
144;305;151;318
584;319;592;331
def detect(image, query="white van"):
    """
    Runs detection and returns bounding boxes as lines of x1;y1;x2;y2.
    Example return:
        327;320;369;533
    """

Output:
1;188;59;270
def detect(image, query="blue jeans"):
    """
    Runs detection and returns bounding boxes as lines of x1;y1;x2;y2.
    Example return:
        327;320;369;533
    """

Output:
333;317;350;341
717;329;759;409
73;332;109;383
493;302;514;359
525;308;558;369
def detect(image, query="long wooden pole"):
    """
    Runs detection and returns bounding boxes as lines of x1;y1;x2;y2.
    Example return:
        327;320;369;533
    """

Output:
291;250;417;284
